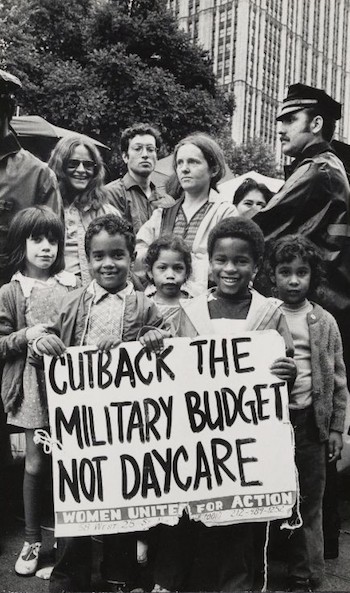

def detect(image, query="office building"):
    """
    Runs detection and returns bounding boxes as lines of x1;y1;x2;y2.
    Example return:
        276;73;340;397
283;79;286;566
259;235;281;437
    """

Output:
167;0;350;158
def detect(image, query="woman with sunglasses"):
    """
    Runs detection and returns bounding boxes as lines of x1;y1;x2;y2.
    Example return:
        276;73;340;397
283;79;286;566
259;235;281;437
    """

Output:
48;136;120;285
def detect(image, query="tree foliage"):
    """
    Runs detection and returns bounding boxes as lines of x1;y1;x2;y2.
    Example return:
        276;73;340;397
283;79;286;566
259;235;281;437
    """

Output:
0;0;233;174
218;131;281;178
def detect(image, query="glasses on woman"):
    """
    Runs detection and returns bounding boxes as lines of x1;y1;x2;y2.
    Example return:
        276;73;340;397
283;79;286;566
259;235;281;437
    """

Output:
66;159;96;172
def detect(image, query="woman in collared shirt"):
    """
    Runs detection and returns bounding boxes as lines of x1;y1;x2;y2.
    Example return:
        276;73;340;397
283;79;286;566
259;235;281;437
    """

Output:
48;136;120;286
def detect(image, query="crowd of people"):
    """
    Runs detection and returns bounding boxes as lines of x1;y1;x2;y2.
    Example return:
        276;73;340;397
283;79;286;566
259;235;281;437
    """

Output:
1;68;350;593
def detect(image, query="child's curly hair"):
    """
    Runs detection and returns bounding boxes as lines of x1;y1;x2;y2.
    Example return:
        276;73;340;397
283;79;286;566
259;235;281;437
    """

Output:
145;235;192;283
207;217;265;263
264;234;327;299
85;214;135;257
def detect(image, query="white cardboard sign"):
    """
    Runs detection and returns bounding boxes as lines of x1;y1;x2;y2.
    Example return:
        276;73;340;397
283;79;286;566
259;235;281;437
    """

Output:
44;331;297;537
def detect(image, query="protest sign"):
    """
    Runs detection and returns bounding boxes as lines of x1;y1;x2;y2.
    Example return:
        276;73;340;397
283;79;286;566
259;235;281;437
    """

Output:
44;330;297;537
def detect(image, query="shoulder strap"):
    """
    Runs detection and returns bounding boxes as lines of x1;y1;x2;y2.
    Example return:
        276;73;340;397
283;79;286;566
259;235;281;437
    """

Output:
160;196;185;235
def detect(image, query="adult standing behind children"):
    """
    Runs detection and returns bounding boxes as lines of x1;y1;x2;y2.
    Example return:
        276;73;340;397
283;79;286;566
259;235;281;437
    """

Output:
253;83;350;562
253;83;350;340
136;133;238;296
48;135;121;286
104;123;174;234
0;69;62;287
233;177;273;217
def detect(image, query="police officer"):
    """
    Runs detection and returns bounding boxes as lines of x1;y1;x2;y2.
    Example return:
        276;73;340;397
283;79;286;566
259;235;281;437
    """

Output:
254;82;350;328
254;82;350;583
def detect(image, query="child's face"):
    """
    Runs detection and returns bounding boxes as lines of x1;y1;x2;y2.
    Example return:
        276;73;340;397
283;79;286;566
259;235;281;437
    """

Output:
88;231;132;294
150;249;187;298
25;235;58;279
274;256;311;307
210;237;258;297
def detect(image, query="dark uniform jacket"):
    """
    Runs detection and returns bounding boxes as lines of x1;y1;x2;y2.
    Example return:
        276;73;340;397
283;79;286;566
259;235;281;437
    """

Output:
254;142;350;318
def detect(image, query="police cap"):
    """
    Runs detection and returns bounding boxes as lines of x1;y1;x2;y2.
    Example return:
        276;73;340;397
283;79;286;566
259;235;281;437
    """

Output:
276;83;341;121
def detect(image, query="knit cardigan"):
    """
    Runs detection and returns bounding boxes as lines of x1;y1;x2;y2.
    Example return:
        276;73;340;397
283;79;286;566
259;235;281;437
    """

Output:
177;293;348;441
302;302;348;441
0;273;77;413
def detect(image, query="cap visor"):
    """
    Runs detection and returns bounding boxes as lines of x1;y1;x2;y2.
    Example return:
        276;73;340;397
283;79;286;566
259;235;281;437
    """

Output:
276;106;306;121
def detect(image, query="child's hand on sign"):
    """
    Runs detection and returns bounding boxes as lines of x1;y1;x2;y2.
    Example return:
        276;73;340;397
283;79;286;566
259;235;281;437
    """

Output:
139;328;168;355
26;323;48;342
270;356;297;383
328;430;343;462
96;336;121;351
36;334;66;357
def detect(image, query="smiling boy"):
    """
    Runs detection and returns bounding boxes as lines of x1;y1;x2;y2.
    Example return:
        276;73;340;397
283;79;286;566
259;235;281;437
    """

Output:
33;214;169;593
151;217;296;593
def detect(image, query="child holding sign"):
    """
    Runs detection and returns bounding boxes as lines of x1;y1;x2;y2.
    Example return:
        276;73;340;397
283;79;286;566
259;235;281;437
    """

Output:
152;217;296;592
32;214;170;593
0;206;77;576
266;235;348;592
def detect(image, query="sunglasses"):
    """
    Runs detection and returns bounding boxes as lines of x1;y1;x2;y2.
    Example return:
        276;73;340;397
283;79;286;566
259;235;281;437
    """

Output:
66;159;96;172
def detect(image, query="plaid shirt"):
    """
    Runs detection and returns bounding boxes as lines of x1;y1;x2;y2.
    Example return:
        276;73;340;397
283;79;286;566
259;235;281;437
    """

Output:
85;280;135;346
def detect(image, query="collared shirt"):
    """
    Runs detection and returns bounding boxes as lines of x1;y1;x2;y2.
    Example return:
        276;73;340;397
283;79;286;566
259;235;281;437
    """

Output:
173;201;212;250
12;270;77;330
12;270;76;297
0;132;62;285
284;141;334;179
85;280;135;346
104;171;175;234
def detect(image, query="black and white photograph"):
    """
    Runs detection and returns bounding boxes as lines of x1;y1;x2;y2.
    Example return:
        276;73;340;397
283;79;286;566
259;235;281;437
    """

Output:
1;1;350;592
